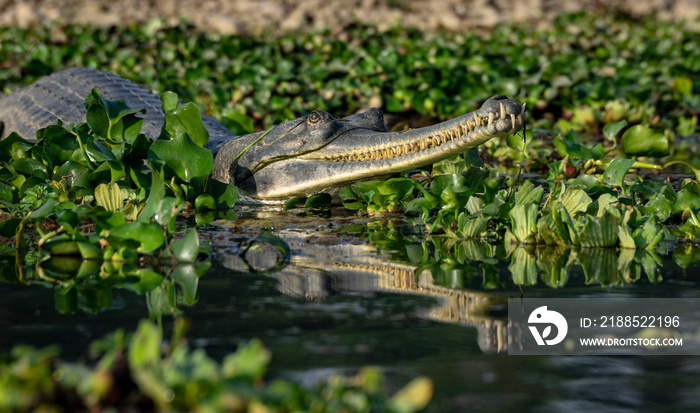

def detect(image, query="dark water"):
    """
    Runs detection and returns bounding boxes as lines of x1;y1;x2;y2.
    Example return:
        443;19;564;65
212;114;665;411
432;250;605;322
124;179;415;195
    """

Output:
2;210;700;412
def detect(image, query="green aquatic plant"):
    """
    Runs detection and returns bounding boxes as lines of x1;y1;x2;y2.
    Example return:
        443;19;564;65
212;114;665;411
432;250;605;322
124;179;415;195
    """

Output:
0;320;432;412
0;89;238;264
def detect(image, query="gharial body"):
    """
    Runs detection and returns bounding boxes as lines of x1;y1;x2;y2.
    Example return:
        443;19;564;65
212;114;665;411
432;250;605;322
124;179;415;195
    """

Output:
0;67;526;204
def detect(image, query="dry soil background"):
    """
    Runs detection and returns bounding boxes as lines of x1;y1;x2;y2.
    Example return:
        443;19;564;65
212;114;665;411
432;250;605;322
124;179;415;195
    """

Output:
1;0;699;34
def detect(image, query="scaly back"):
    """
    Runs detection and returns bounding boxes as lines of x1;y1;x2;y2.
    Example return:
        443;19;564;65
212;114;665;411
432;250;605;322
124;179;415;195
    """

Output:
0;67;233;151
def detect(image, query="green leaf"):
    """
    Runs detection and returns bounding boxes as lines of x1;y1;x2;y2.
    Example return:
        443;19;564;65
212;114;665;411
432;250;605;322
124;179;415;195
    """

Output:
578;210;620;247
163;102;209;147
160;91;178;112
621;125;669;158
603;158;635;188
57;161;90;189
508;203;538;244
138;165;165;222
673;189;700;215
204;178;238;210
171;230;199;262
304;193;332;208
108;221;165;253
194;194;216;210
148;133;213;182
94;182;123;212
602;120;628;141
84;88;145;143
39;125;79;166
284;196;307;210
0;132;33;163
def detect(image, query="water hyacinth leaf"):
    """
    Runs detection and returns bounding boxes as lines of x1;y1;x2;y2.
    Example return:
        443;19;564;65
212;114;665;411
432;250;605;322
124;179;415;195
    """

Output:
377;178;415;198
595;193;619;217
138;165;165;222
339;187;363;210
284;196;307;210
0;182;13;204
153;197;185;230
405;197;434;220
108;221;164;253
633;218;664;250
641;194;672;223
94;182;123;212
204;178;238;209
170;230;199;263
160;91;178;112
77;241;101;259
304;193;332;208
553;130;605;160
163;102;209;147
430;174;467;196
603;158;635;188
0;132;33;163
559;187;592;216
673;189;700;215
84;88;145;143
578;210;620;247
458;215;487;238
40;125;79;166
630;179;673;201
0;217;21;239
148;132;213;182
602;119;628;141
57;161;90;189
514;181;544;206
618;224;636;249
28;198;56;222
508;203;538;244
621;125;669;158
10;158;48;180
194;194;216;210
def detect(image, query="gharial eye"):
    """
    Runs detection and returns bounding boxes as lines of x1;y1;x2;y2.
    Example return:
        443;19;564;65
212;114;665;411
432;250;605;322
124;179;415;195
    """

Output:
308;111;322;124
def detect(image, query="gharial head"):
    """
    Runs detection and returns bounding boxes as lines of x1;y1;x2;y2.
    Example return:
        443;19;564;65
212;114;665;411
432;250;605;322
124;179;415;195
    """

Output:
212;95;526;204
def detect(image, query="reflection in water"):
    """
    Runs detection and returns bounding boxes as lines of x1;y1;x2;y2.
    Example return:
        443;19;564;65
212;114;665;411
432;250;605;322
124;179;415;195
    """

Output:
3;214;700;412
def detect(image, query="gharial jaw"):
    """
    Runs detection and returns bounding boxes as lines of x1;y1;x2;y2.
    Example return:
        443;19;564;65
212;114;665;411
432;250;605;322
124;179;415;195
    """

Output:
217;95;527;205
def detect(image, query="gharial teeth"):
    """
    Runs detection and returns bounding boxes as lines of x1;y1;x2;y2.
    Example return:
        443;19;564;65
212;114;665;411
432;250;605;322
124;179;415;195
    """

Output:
473;113;479;124
521;102;527;115
511;113;516;129
488;112;494;127
517;114;522;124
500;102;506;119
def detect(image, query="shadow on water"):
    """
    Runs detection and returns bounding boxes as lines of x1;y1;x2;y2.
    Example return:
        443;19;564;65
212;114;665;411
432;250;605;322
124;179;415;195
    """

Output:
2;209;700;412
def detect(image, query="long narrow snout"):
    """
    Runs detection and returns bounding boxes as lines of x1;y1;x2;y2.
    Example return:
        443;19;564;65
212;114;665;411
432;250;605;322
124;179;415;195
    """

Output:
302;95;526;175
236;95;526;203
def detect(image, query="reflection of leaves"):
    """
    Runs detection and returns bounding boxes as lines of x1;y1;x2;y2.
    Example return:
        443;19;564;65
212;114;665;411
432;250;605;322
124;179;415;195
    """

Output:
509;247;538;285
579;248;621;286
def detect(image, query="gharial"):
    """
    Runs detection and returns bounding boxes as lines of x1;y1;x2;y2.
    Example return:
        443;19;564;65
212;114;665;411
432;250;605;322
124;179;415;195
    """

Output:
0;67;526;205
